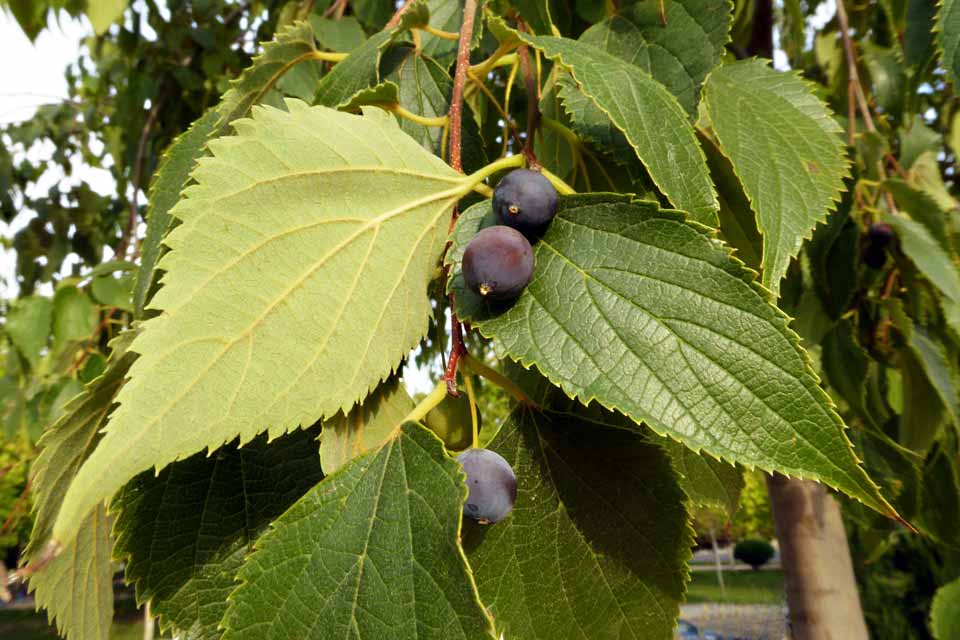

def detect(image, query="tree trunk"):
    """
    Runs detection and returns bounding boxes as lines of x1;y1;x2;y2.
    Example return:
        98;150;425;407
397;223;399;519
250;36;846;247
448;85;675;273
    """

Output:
767;474;869;640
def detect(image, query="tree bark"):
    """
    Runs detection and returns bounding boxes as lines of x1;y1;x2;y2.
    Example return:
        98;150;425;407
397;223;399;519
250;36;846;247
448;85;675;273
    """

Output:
767;474;869;640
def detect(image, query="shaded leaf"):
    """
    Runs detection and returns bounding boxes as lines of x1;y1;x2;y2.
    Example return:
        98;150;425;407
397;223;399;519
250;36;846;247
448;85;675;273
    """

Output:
315;31;394;108
222;423;496;640
4;294;53;367
490;20;718;224
310;15;366;52
579;0;731;116
112;428;324;639
448;196;895;516
52;286;97;353
931;577;960;640
937;0;960;85
658;437;743;516
319;376;413;474
53;103;466;547
703;59;848;296
462;407;691;639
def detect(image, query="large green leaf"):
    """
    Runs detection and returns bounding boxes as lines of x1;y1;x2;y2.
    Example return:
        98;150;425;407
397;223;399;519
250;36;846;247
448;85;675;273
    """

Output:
319;377;413;475
4;294;53;367
315;31;394;108
448;196;895;517
491;21;718;225
703;59;848;297
136;24;320;317
53;102;468;547
579;0;730;116
932;577;960;640
133;110;220;318
222;423;496;640
28;505;114;640
937;0;960;85
112;428;324;639
657;437;743;515
462;407;691;639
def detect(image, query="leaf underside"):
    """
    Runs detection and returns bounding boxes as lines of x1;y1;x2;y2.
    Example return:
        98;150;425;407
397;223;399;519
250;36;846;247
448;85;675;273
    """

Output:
53;102;463;546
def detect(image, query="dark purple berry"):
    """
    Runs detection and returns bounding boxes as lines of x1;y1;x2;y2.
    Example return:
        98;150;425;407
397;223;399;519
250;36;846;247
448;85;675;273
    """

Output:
864;245;887;269
457;448;517;524
462;226;534;301
493;169;558;237
868;222;895;248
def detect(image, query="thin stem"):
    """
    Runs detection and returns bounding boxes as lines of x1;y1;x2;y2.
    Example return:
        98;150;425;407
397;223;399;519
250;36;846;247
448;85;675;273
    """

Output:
467;70;525;150
403;381;448;424
421;24;460;40
461;154;525;190
310;50;349;62
463;372;479;448
469;44;518;78
461;353;537;407
502;60;520;156
390;104;449;127
517;43;540;164
473;182;494;198
120;94;165;260
539;166;576;195
835;0;875;133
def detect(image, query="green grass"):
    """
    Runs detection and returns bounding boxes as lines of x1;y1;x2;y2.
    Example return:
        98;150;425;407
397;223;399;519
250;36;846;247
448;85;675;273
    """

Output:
685;569;785;605
0;608;152;640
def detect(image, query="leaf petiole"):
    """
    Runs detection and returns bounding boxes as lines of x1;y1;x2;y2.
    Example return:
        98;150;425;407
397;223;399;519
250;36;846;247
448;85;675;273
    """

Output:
539;166;576;195
461;352;538;408
388;104;449;127
403;381;448;425
463;373;479;448
458;154;525;195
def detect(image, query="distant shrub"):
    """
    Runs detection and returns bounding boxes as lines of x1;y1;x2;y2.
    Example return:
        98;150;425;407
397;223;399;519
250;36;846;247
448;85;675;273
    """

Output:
734;539;775;570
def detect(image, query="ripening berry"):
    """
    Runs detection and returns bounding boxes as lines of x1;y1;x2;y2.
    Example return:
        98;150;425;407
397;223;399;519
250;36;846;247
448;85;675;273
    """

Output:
864;245;887;269
423;392;479;451
457;448;517;524
868;222;895;248
493;169;558;237
462;226;534;301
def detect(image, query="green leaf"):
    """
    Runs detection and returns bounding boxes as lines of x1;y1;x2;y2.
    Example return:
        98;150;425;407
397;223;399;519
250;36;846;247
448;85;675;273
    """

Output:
86;0;127;35
462;407;692;639
888;215;960;336
4;294;53;367
216;21;319;131
807;203;858;320
883;179;953;253
52;286;97;353
513;0;556;35
899;114;942;170
222;423;496;640
91;274;133;311
899;347;946;452
309;15;366;52
658;437;743;516
861;43;905;114
703;59;849;297
53;103;466;547
932;577;960;640
112;428;324;639
448;196;896;517
28;504;114;640
906;0;938;68
315;31;394;108
134;109;220;318
25;334;135;559
319;376;413;475
579;0;731;116
822;320;874;427
915;448;960;546
492;22;718;224
937;0;960;85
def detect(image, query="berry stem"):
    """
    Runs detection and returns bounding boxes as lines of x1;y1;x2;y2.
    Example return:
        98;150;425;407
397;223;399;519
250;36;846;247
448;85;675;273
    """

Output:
461;352;538;408
403;380;449;425
539;166;576;195
463;372;480;448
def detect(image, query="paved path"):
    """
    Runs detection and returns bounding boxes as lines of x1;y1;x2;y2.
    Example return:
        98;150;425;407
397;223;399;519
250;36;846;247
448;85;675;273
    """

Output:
678;603;789;639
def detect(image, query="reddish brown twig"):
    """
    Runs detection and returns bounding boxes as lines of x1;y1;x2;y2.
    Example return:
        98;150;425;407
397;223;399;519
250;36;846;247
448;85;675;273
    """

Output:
517;43;540;166
386;0;417;28
441;0;479;395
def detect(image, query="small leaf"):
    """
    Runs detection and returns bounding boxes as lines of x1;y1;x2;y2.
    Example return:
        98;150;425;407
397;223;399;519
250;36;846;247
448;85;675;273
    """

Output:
448;196;895;517
91;274;134;311
319;376;413;474
491;20;718;224
53;103;465;548
462;407;691;639
315;31;394;108
579;0;731;116
52;286;97;353
309;15;366;52
703;59;849;296
222;423;496;640
657;437;743;516
937;0;960;85
4;294;53;366
86;0;127;34
112;428;324;639
931;577;960;640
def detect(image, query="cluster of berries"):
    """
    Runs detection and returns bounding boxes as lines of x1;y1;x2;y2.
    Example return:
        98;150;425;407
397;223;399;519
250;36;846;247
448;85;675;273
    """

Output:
463;169;559;301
